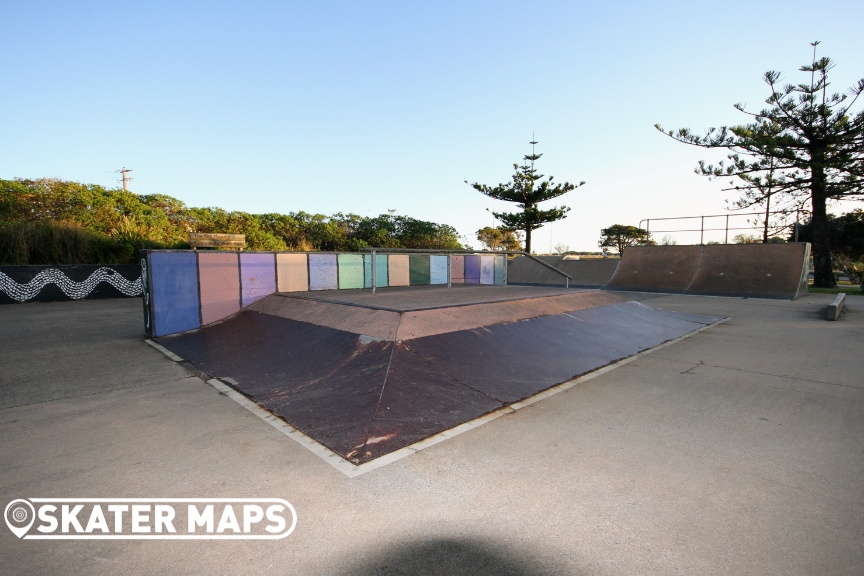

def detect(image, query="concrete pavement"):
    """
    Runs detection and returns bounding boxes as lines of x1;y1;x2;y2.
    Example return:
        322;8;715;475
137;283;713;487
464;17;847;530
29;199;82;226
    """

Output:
1;293;861;575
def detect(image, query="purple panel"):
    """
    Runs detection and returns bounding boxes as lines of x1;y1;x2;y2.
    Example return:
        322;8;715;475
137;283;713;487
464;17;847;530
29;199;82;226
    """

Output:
149;252;200;337
464;255;481;284
240;253;277;307
309;254;338;291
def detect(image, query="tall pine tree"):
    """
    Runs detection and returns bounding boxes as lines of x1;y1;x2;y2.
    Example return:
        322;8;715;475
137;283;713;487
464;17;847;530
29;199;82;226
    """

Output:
466;140;584;253
656;42;864;287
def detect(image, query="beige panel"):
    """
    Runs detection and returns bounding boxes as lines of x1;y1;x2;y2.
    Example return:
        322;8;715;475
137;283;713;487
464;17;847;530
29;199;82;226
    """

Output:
276;253;309;292
388;254;410;286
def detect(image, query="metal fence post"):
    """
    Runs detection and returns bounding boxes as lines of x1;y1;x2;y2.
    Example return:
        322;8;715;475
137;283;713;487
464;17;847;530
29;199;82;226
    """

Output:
371;249;377;296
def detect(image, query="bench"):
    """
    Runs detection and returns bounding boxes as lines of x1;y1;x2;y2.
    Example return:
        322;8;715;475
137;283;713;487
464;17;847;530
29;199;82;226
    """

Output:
189;233;246;250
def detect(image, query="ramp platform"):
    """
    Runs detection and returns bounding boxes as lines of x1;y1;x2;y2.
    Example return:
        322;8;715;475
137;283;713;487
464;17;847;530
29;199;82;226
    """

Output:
155;285;723;464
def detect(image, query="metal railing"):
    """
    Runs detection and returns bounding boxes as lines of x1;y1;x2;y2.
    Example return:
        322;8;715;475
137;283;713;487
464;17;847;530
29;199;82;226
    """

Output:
639;210;807;245
361;248;573;293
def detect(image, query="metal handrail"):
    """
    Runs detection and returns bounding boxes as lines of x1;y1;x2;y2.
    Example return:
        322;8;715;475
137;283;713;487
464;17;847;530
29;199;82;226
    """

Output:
639;209;807;245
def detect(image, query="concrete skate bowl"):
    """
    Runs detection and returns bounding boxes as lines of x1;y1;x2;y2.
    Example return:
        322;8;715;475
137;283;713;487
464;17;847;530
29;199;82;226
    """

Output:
155;287;724;464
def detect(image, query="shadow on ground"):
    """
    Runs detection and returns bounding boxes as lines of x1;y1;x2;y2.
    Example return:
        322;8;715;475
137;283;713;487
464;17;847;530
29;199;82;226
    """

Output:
333;537;572;576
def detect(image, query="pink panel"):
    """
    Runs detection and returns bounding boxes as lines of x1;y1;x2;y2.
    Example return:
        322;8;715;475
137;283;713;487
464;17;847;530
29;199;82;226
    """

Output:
198;252;240;325
450;255;465;283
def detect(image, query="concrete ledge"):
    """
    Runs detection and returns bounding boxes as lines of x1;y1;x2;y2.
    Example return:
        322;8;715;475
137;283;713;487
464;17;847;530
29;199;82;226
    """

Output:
826;293;846;320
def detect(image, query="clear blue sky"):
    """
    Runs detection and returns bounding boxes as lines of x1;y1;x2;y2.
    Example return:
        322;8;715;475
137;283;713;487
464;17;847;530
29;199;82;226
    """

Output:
3;1;862;251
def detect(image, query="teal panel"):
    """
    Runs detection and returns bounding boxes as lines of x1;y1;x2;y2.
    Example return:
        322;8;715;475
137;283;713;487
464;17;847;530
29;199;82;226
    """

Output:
337;254;364;289
494;255;506;285
363;254;388;288
430;255;449;284
409;254;431;285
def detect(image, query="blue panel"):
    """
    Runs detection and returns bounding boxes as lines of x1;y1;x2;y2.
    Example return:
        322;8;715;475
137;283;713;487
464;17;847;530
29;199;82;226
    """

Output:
465;255;481;284
150;252;200;337
309;254;338;290
430;255;449;284
363;255;388;288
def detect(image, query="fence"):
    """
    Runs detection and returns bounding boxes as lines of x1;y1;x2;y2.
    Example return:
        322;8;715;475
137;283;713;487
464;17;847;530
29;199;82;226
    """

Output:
639;210;807;245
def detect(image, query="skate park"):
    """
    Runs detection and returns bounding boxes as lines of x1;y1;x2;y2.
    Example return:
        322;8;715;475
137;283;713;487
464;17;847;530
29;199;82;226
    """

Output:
1;244;862;574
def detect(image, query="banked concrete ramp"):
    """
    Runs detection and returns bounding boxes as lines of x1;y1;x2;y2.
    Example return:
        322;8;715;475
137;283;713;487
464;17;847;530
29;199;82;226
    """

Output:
605;243;810;300
155;287;723;464
687;243;810;299
509;244;810;299
605;245;702;293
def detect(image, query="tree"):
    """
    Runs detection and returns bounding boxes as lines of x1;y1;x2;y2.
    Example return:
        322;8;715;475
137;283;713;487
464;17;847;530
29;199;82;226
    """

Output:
656;42;864;287
476;226;523;251
466;140;584;253
733;234;761;244
599;224;654;255
793;209;864;262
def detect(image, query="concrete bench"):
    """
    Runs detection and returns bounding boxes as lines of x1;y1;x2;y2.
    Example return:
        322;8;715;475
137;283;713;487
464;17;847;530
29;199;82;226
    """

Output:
826;293;846;321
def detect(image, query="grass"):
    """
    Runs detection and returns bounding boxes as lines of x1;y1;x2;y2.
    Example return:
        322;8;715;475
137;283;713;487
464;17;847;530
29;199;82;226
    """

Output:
808;285;863;296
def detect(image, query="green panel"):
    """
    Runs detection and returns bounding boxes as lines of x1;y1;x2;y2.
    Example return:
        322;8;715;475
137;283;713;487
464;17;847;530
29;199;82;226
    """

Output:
494;255;506;285
363;254;388;288
337;254;364;289
409;254;431;285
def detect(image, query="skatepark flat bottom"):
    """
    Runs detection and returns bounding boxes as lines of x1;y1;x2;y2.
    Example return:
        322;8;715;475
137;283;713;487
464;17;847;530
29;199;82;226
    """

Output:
156;288;724;463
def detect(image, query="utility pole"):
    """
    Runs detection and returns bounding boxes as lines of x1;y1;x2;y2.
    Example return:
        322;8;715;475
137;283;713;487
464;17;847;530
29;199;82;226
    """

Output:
117;167;133;191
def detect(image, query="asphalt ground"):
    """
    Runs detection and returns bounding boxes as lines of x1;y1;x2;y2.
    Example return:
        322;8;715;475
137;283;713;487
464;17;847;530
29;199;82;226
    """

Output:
1;292;862;575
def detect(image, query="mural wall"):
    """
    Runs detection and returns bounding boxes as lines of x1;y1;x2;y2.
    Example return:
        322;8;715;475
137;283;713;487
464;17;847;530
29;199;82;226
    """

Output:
141;251;508;337
0;265;142;304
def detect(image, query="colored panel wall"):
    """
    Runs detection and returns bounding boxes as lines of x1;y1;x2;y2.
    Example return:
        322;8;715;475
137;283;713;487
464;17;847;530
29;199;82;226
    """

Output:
364;255;388;288
430;255;449;284
480;255;495;285
149;252;200;337
450;255;465;283
465;255;481;284
409;254;431;285
388;255;410;286
309;254;338;290
198;252;240;325
494;255;506;285
240;253;276;307
276;253;308;292
338;254;364;289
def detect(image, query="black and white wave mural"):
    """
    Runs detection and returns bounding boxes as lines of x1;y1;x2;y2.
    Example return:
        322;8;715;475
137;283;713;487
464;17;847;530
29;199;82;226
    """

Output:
0;265;142;304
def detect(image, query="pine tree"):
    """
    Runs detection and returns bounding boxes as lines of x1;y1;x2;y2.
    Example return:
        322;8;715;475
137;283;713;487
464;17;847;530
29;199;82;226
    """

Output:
656;42;864;287
466;140;584;253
